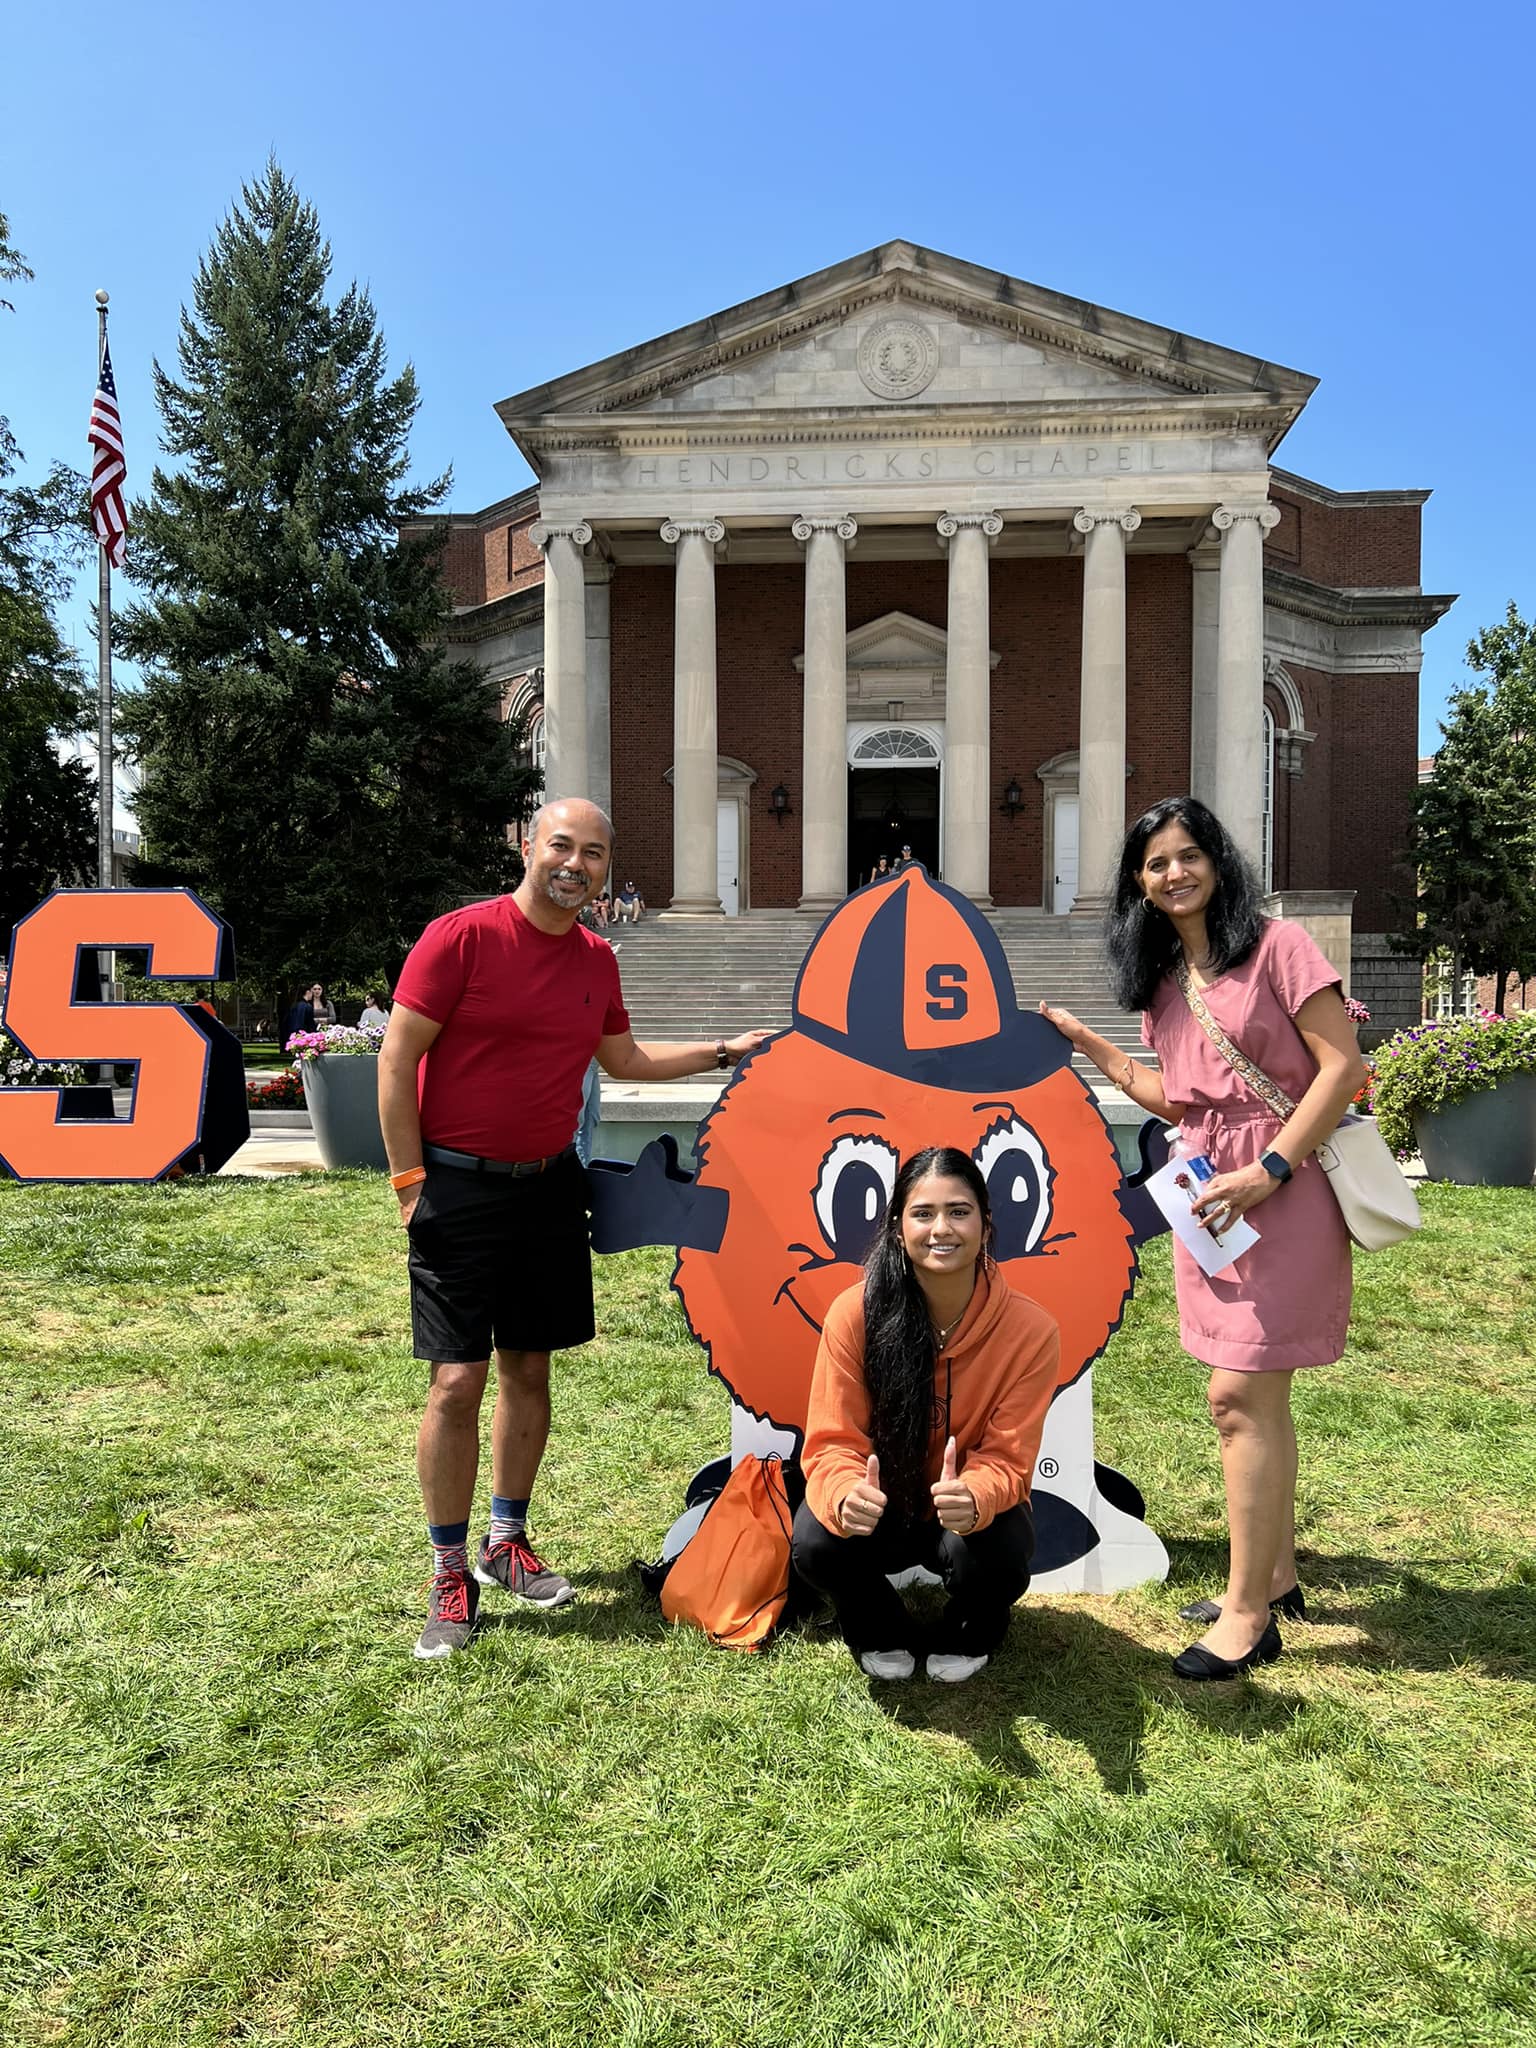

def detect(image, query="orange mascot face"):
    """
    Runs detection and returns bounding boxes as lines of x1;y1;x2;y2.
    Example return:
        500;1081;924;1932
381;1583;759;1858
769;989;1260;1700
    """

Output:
674;868;1138;1440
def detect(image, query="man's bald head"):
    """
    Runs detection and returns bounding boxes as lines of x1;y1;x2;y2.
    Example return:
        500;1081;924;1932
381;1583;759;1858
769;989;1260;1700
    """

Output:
526;798;614;853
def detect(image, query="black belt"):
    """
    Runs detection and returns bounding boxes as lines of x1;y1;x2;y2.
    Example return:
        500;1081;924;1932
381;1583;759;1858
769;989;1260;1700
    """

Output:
423;1143;575;1177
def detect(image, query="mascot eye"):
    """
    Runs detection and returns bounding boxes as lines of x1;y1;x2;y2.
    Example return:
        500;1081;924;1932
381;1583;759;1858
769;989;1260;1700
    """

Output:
974;1118;1053;1258
813;1135;900;1264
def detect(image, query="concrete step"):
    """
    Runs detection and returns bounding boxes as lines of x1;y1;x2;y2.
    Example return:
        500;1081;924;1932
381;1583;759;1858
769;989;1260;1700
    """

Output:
602;907;1142;1062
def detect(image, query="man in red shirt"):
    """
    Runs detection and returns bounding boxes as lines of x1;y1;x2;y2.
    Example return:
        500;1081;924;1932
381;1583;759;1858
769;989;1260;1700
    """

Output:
380;798;767;1658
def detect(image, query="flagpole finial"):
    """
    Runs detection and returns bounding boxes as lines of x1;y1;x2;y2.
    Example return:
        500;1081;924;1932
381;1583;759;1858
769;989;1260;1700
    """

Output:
95;289;109;307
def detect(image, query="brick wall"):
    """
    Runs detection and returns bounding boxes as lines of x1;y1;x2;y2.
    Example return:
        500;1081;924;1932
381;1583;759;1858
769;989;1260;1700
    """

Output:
495;514;545;601
1267;485;1422;588
1328;672;1419;931
403;505;546;610
434;525;486;608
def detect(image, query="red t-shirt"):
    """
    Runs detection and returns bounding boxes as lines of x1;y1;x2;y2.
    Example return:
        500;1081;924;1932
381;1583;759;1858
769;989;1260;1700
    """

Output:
394;897;630;1159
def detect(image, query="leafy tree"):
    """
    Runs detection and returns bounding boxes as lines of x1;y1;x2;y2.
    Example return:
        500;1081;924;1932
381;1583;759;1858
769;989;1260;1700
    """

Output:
118;163;537;1007
0;207;97;951
1398;603;1536;1012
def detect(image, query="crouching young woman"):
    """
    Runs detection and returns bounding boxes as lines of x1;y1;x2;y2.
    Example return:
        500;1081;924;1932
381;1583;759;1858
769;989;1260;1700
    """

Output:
790;1146;1061;1684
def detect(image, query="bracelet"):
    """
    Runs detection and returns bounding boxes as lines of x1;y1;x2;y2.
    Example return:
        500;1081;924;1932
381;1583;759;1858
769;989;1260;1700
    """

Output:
715;1038;732;1070
390;1167;427;1192
1115;1057;1137;1093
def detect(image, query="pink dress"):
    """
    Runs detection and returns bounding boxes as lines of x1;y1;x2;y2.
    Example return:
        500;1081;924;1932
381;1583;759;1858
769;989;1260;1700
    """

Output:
1143;919;1351;1372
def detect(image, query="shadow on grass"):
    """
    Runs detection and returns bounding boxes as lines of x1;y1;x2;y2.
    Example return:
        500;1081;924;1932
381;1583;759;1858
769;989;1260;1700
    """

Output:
1168;1536;1536;1682
865;1601;1308;1797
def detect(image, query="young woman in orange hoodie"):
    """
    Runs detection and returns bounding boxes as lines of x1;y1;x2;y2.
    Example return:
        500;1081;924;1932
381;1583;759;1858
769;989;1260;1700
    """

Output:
791;1145;1061;1684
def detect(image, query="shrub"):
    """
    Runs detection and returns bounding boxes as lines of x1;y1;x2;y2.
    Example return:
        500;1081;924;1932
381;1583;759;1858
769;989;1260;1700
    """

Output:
1370;1010;1536;1156
247;1071;305;1109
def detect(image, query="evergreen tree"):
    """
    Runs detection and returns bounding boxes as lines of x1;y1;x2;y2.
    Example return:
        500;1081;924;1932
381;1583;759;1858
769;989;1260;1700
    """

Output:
1399;604;1536;1011
0;207;97;950
118;163;537;1003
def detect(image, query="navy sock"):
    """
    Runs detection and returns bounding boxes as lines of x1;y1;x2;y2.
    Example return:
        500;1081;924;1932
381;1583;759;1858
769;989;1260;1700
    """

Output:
428;1519;469;1577
489;1495;530;1544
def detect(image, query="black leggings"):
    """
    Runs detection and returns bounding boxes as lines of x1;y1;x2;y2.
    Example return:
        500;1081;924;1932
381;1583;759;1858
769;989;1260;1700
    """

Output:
791;1498;1034;1656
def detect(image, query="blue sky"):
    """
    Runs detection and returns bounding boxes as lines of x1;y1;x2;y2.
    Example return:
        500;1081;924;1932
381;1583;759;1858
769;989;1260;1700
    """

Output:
4;0;1532;756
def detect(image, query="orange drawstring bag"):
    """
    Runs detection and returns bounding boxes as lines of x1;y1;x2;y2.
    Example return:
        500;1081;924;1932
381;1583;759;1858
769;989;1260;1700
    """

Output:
660;1454;794;1651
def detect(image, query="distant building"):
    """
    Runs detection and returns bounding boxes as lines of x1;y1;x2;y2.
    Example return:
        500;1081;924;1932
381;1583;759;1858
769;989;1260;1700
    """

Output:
414;242;1455;1023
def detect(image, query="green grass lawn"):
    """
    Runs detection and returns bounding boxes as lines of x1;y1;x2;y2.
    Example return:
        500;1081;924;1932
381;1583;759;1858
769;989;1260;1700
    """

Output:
2;1176;1534;2048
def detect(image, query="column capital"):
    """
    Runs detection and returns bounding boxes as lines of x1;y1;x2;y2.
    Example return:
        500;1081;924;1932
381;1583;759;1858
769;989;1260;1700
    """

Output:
1072;506;1142;536
660;518;726;547
791;514;858;545
1211;503;1281;534
937;510;1003;546
529;519;592;551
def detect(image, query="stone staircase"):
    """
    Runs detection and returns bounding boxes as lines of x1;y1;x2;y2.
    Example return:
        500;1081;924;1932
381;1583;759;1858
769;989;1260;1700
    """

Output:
606;909;1146;1072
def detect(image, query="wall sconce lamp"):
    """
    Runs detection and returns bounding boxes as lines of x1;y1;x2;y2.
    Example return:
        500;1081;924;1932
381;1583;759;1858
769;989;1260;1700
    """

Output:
999;775;1023;818
769;783;792;824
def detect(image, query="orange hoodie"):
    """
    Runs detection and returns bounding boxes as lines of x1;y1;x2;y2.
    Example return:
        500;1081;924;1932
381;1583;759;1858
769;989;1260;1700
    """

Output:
802;1265;1061;1536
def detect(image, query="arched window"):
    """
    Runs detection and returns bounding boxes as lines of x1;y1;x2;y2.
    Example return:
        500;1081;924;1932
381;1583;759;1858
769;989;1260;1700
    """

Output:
1262;705;1276;891
849;726;941;766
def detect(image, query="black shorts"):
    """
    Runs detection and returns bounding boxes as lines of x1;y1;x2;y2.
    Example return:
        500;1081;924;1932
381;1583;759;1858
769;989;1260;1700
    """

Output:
407;1151;594;1362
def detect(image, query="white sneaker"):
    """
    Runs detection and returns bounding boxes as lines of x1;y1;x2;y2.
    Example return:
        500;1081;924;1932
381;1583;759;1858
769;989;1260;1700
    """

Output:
858;1648;916;1681
926;1651;989;1684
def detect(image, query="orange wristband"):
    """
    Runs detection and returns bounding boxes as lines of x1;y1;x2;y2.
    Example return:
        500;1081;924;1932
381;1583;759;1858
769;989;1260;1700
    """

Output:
391;1167;427;1192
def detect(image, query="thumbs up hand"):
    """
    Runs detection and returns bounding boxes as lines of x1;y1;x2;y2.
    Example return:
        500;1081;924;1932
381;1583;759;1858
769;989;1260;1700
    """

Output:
931;1435;977;1534
840;1452;887;1537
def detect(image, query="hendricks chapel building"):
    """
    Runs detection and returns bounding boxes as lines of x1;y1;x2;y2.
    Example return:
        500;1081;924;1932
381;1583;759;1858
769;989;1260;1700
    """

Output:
423;242;1451;1015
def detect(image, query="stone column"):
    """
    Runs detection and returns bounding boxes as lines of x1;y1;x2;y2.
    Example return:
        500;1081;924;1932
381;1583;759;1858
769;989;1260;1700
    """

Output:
660;518;726;917
584;559;613;822
528;520;592;800
1188;527;1220;806
1211;503;1281;869
937;510;1003;903
793;514;857;913
1071;506;1141;912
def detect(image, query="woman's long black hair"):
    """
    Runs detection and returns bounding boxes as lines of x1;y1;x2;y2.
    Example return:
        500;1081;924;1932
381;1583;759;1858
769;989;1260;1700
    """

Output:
1104;795;1265;1011
860;1147;993;1523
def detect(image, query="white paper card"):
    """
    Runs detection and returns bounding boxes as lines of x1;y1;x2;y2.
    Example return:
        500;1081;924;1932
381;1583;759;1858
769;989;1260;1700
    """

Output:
1145;1157;1259;1276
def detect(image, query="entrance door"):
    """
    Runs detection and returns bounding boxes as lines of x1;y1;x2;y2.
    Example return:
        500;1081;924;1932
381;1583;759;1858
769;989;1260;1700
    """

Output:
717;798;739;916
847;767;942;890
1052;797;1079;914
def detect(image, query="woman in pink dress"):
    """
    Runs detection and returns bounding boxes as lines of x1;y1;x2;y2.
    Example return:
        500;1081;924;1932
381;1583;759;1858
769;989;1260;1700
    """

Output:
1042;797;1368;1680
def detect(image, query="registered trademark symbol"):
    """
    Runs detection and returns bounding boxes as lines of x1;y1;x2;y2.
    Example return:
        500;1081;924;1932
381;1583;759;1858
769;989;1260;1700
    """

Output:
1038;1457;1059;1479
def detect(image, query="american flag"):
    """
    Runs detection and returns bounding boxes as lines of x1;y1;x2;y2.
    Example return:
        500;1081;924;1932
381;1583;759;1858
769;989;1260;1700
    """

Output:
88;340;128;569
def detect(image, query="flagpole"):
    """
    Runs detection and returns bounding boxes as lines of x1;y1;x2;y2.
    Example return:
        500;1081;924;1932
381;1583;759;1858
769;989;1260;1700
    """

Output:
95;289;115;1037
95;290;113;895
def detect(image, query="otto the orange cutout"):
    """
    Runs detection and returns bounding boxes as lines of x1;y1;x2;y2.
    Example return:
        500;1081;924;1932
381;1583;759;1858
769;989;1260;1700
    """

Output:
0;889;249;1183
592;866;1172;1593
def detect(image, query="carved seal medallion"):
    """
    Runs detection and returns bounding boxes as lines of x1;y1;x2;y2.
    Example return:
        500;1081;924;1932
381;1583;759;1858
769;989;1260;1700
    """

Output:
857;317;939;401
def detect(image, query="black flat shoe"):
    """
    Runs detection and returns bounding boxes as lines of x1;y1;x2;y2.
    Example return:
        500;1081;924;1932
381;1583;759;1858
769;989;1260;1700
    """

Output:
1178;1585;1307;1626
1171;1617;1283;1681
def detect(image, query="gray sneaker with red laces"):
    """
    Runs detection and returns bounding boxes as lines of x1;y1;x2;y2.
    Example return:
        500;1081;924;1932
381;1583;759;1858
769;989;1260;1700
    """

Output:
413;1568;480;1659
475;1534;575;1609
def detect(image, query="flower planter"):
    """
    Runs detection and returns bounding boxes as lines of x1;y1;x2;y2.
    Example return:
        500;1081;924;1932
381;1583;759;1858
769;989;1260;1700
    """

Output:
300;1051;387;1171
1413;1072;1536;1187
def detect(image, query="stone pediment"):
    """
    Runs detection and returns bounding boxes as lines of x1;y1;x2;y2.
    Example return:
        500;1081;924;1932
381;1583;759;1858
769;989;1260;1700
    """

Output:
497;242;1317;452
795;610;951;675
793;611;996;716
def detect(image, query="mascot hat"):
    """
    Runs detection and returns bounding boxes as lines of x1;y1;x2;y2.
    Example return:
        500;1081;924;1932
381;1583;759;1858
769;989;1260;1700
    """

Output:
793;864;1073;1091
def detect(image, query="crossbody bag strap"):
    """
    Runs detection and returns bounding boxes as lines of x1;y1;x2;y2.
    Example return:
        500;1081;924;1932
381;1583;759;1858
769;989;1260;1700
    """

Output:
1174;959;1298;1120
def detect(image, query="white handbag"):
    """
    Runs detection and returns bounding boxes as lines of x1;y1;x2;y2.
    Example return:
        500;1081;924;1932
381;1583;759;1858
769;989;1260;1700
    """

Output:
1175;963;1420;1253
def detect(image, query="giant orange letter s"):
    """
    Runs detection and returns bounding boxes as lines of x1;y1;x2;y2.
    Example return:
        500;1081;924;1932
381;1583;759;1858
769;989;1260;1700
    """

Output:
0;890;248;1182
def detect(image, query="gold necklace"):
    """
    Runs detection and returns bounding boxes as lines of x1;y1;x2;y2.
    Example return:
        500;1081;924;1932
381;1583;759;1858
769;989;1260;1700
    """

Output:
931;1290;973;1351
